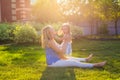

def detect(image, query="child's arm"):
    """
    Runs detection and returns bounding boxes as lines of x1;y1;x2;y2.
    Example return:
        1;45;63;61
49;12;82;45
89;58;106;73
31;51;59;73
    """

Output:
63;34;72;42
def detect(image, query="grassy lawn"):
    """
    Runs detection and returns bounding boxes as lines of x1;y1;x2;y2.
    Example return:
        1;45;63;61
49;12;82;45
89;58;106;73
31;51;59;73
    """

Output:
0;39;120;80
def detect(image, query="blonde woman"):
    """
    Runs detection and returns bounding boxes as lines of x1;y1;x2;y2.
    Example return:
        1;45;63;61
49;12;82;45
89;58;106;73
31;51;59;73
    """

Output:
41;25;106;68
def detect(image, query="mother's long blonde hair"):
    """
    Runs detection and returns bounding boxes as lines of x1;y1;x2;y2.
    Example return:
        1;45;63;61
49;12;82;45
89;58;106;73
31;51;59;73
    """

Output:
41;25;53;48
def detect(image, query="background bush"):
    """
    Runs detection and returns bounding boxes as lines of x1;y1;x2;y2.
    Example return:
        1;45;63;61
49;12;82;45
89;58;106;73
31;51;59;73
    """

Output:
0;23;15;41
31;22;62;31
30;22;45;31
70;25;83;39
0;22;83;44
13;23;38;44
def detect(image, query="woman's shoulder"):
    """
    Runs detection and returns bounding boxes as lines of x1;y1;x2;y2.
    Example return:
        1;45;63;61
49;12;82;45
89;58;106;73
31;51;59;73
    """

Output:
44;40;52;48
48;40;53;45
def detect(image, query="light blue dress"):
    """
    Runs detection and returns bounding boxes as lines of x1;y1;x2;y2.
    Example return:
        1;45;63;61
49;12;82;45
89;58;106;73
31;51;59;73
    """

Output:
45;47;60;65
66;42;72;55
60;42;72;56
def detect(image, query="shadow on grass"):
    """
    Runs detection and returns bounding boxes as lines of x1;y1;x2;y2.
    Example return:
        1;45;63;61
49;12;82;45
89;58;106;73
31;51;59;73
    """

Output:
40;67;76;80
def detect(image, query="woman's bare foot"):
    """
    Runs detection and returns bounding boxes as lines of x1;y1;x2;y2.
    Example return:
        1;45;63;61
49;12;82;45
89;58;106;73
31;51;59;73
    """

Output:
94;61;107;67
86;54;93;62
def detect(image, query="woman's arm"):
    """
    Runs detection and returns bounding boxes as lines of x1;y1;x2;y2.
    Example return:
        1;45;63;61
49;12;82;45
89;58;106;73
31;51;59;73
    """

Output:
48;40;67;59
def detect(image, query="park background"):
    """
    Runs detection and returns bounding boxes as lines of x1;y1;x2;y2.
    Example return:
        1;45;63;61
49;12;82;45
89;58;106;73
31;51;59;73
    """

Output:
0;0;120;80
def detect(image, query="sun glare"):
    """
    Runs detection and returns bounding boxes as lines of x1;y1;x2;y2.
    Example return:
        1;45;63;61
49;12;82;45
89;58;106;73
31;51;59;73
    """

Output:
57;0;68;4
57;0;61;4
31;0;36;4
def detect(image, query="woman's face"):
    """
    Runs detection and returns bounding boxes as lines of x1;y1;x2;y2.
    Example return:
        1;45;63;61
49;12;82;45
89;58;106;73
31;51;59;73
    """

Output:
49;28;56;38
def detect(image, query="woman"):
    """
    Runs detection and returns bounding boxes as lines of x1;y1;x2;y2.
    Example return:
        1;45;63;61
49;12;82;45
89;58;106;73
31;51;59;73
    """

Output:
41;25;106;68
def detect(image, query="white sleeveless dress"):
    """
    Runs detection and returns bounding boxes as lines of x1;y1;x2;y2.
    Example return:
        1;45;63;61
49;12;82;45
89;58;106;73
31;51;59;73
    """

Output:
59;42;72;56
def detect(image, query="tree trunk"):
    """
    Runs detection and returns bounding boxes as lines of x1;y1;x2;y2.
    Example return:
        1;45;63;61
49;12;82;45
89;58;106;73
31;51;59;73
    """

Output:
114;20;118;37
90;22;93;35
96;19;99;35
90;20;94;35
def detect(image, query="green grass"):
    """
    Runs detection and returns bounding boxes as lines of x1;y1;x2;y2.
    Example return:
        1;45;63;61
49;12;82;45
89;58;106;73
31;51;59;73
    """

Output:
0;39;120;80
85;35;120;40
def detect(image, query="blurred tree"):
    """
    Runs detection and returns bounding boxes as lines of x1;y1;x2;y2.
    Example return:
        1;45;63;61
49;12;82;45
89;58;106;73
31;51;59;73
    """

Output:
111;0;120;36
82;0;100;35
32;0;120;36
97;0;120;36
57;0;82;24
32;0;63;22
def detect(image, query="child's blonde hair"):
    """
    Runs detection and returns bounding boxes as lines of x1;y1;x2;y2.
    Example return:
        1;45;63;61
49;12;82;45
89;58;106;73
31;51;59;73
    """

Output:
41;25;53;48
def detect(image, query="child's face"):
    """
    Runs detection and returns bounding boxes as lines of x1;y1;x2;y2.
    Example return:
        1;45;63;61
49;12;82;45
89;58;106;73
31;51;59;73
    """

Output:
62;26;69;34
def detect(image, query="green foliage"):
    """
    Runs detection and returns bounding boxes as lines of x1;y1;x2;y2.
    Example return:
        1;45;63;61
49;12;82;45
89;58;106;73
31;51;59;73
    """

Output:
31;22;62;32
0;23;15;41
13;23;38;44
50;22;62;30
